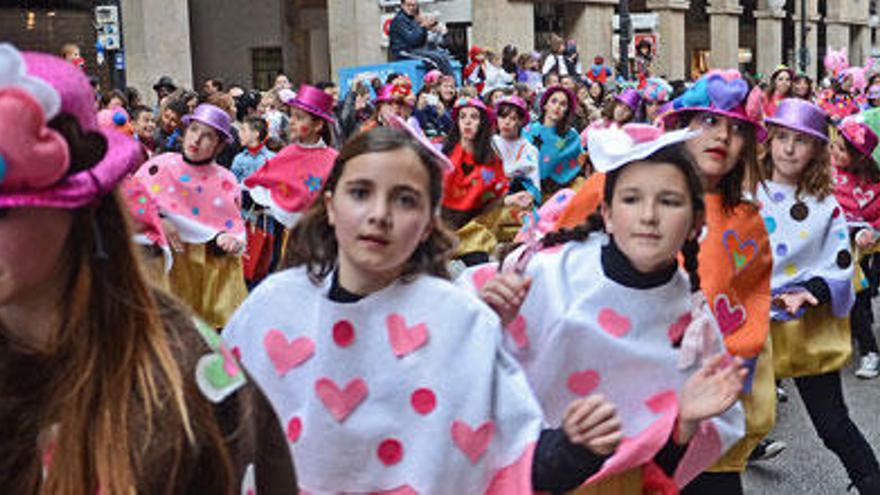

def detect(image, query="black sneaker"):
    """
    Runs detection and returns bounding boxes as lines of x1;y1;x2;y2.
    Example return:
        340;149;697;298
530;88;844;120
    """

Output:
748;439;787;462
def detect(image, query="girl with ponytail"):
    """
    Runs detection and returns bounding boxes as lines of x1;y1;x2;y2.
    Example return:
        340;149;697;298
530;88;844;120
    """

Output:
462;125;747;493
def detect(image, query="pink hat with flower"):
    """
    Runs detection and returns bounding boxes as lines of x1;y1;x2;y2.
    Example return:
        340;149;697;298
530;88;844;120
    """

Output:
375;78;414;106
839;117;878;157
451;97;495;124
661;70;767;141
0;43;142;209
494;95;529;121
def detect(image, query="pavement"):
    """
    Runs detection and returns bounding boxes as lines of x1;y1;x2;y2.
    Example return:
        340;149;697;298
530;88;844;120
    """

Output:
742;309;880;494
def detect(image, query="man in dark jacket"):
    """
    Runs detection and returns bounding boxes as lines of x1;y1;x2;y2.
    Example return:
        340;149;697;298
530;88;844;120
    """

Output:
388;0;453;75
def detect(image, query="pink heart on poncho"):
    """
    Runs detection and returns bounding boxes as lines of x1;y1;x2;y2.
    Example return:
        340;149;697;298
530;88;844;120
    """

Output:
0;88;69;190
452;420;495;463
315;377;368;422
713;294;746;337
263;330;314;376
386;314;429;358
854;187;875;208
505;315;529;349
567;369;601;396
598;308;632;337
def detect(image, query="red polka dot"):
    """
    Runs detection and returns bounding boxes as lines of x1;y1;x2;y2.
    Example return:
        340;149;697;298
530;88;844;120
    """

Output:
377;438;404;465
286;417;302;443
411;388;437;415
832;206;841;218
332;320;355;347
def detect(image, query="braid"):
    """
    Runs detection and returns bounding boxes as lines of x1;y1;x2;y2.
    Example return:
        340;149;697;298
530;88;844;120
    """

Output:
681;237;701;293
542;210;605;249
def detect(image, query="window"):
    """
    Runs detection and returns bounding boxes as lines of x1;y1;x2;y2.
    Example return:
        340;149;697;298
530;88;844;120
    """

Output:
251;46;283;91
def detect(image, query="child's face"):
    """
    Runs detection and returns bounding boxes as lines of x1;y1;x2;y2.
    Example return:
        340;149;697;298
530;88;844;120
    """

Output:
183;121;221;162
439;80;456;100
325;147;434;291
0;207;73;309
457;107;482;141
773;72;791;94
289;108;324;144
602;161;698;273
589;83;602;99
793;78;810;97
613;103;634;124
545;74;560;87
543;91;568;124
770;127;819;185
240;123;260;148
829;137;852;168
497;109;522;139
685;112;748;190
134;111;156;140
160;108;181;133
63;47;80;61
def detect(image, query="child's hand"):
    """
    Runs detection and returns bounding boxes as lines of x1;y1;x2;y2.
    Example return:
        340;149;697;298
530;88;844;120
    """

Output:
676;353;745;444
161;218;184;252
773;291;819;316
503;191;533;210
856;228;875;249
563;395;623;456
216;233;244;254
479;272;531;326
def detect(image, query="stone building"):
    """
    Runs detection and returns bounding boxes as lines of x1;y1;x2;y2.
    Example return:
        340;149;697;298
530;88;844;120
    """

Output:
2;0;877;103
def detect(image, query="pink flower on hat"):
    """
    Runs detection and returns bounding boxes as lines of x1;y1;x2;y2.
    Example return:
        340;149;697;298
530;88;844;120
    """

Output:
842;119;866;147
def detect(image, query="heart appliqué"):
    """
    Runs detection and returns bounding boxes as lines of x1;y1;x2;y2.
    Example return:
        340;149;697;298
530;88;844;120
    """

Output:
0;88;70;190
567;369;601;396
722;229;758;272
714;294;746;336
667;312;693;346
263;330;315;376
481;168;495;184
505;315;529;349
451;420;495;463
853;187;875;208
461;162;475;176
706;75;748;111
386;314;429;358
315;377;368;422
195;351;246;403
471;264;498;291
597;308;632;337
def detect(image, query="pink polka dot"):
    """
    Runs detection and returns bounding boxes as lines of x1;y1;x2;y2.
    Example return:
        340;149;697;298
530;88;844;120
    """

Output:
286;417;302;443
411;388;437;415
471;265;498;291
567;369;600;396
332;320;355;347
377;438;404;465
832;206;841;218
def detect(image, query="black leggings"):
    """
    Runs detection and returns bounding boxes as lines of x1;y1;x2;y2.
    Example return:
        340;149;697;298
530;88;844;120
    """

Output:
795;371;880;490
853;257;880;355
681;471;742;494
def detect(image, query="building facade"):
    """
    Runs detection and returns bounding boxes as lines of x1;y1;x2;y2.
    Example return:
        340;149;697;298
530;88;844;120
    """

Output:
2;0;877;104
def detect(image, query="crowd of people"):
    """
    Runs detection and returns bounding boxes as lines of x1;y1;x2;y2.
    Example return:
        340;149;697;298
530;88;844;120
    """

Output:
3;2;880;491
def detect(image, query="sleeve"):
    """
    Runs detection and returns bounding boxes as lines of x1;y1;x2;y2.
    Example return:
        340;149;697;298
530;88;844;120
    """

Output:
653;434;689;477
390;15;426;50
803;276;832;305
541;55;556;76
231;154;247;183
532;428;608;491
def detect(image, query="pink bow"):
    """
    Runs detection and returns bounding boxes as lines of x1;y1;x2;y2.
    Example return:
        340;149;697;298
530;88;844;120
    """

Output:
678;292;720;370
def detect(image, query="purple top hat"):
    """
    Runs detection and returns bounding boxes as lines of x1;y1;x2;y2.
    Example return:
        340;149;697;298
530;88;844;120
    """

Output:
285;84;336;124
182;103;233;144
661;71;767;141
539;85;576;114
615;88;642;112
765;98;829;143
838;117;878;157
494;95;529;121
0;43;142;209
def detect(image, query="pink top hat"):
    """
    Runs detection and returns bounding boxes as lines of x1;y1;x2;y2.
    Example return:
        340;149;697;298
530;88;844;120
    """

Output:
765;98;829;143
375;82;414;107
615;87;642;111
452;97;494;124
539;85;576;114
0;43;142;209
182;103;233;143
838;117;878;156
661;71;767;142
494;95;529;121
285;83;336;123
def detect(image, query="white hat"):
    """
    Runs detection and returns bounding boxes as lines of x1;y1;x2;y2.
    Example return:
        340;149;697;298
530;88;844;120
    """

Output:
588;124;700;173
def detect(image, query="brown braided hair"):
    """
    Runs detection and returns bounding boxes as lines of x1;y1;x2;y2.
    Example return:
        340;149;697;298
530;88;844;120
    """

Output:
542;143;705;293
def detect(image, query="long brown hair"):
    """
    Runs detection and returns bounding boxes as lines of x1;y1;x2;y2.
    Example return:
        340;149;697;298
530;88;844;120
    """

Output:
759;125;833;200
285;127;456;284
1;113;233;494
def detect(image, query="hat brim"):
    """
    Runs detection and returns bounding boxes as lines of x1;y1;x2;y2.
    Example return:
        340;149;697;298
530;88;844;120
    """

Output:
661;107;768;142
764;117;828;143
0;127;143;209
385;114;452;173
287;99;337;124
590;128;702;173
182;114;234;143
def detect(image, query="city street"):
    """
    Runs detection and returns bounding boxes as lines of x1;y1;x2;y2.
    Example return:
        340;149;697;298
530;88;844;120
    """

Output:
744;324;880;493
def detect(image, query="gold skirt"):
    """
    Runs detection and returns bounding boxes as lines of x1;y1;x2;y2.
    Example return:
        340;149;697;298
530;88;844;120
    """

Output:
168;243;248;329
568;468;642;495
771;305;852;379
709;335;776;472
